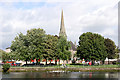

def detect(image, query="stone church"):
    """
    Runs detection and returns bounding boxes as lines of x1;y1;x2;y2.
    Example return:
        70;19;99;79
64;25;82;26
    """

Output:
59;10;77;60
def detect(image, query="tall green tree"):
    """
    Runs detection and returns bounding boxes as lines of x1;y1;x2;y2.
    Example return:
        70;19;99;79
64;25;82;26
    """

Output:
42;35;58;65
57;36;71;64
11;28;46;64
0;49;15;62
10;28;71;65
26;28;46;64
0;49;8;62
11;33;31;64
104;38;116;59
104;38;116;64
77;32;107;62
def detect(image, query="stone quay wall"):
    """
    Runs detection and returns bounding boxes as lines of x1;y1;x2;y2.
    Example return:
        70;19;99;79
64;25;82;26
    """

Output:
5;67;120;72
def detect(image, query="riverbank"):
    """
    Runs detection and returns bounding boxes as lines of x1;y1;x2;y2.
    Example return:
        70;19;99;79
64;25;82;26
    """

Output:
0;65;120;72
0;67;120;72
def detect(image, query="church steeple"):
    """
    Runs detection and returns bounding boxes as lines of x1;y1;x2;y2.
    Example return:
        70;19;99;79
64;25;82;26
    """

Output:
59;10;67;38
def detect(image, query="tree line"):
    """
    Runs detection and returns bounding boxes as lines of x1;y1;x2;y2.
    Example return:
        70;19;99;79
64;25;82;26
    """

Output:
1;29;119;65
10;28;71;65
77;32;119;64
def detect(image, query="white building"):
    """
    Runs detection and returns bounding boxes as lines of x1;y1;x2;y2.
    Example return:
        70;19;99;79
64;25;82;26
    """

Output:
5;47;11;53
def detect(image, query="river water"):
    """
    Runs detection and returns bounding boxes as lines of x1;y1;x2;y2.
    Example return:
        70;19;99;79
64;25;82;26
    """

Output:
2;72;120;80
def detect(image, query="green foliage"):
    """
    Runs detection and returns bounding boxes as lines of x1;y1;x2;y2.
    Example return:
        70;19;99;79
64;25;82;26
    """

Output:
26;28;46;60
11;28;46;64
3;63;10;72
0;49;2;59
115;47;119;53
57;36;71;60
77;32;107;61
10;28;71;65
114;47;119;59
0;49;6;61
42;35;58;62
0;49;11;62
104;38;116;59
11;33;30;62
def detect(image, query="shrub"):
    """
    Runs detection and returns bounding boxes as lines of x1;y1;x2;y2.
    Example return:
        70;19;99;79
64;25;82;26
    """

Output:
3;63;10;72
118;59;120;65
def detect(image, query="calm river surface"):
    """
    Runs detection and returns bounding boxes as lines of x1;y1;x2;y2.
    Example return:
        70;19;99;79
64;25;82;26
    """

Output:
2;72;120;79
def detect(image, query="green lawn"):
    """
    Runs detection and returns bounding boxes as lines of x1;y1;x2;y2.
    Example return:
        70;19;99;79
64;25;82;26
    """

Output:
10;64;120;68
66;64;120;68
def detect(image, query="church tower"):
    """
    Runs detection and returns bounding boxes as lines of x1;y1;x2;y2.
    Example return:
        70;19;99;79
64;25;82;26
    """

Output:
59;10;67;38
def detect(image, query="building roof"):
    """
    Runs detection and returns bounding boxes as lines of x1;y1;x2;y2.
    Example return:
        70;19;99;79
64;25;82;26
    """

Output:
70;41;77;51
6;47;10;49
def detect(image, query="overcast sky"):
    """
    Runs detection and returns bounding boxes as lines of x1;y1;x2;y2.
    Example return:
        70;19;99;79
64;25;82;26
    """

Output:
0;0;119;50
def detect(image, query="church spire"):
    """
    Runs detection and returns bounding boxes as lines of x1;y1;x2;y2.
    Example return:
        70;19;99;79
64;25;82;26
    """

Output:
59;9;67;38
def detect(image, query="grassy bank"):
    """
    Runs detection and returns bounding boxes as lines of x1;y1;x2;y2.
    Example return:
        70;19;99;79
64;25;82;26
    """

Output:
1;65;120;72
10;64;120;68
66;64;120;68
3;64;120;72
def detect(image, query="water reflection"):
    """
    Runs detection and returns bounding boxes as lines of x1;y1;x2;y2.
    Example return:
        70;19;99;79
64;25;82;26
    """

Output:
2;72;120;79
104;72;119;78
0;72;2;80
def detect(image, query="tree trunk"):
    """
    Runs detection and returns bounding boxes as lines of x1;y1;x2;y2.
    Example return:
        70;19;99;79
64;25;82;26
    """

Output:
55;59;57;65
102;60;104;65
39;60;41;65
46;59;47;65
26;60;27;65
50;60;51;65
67;60;68;64
59;59;60;66
36;59;38;65
92;60;94;65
